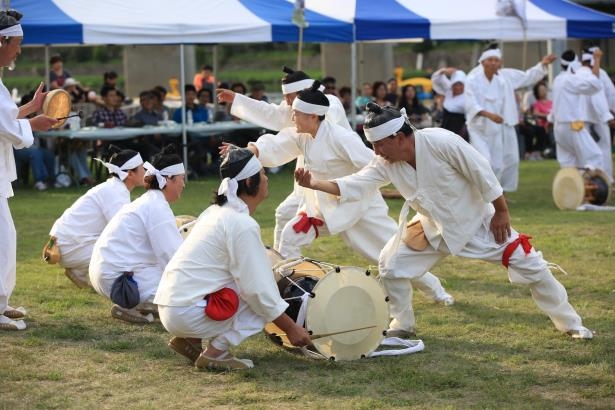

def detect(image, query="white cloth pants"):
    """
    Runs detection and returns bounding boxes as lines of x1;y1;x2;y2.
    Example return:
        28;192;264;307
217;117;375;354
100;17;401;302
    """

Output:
57;237;95;285
379;222;585;334
0;198;16;314
590;122;613;183
273;191;300;252
159;298;266;352
554;123;603;170
469;124;519;192
278;199;450;302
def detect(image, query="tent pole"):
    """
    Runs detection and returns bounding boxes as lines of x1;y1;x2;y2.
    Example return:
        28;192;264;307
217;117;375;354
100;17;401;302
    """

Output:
350;41;357;131
213;44;218;116
180;44;188;174
44;46;50;91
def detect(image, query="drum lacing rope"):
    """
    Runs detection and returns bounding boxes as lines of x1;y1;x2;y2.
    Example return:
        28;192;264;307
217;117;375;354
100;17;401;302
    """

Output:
547;262;569;276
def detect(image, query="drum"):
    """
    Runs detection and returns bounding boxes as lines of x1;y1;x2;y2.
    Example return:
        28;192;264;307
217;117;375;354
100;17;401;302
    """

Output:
43;89;71;129
552;168;612;210
264;258;389;361
175;215;197;239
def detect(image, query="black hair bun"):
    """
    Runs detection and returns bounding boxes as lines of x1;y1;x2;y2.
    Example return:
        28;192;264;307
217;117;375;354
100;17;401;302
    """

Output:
311;80;321;92
161;144;176;155
365;102;383;114
282;66;294;74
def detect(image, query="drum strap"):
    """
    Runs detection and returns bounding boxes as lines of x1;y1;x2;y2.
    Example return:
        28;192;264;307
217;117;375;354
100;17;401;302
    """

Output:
502;234;533;268
292;212;324;238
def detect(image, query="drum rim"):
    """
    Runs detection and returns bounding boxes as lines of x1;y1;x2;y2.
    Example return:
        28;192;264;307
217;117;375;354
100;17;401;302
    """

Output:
43;89;71;129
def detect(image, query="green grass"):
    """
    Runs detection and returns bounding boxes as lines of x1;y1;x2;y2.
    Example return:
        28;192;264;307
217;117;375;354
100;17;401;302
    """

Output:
1;159;614;409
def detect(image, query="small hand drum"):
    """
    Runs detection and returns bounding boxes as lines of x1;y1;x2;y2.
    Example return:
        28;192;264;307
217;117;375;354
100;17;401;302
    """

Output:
265;258;390;361
552;168;612;210
175;215;197;240
43;89;71;129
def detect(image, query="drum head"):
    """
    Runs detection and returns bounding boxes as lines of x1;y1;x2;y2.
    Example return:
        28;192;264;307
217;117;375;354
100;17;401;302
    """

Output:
552;168;584;210
43;89;71;129
175;215;196;228
264;259;331;351
305;266;389;361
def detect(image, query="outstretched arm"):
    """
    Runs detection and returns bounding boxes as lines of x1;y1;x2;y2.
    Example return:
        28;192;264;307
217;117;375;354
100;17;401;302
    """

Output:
294;168;340;196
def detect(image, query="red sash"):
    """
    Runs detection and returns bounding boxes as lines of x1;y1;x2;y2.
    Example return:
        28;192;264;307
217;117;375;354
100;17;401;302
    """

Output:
292;212;324;238
502;234;533;268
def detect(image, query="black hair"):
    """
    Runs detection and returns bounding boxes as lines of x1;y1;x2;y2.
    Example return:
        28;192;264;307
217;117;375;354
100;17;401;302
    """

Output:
231;82;247;95
397;85;422;114
484;42;500;52
100;86;117;97
104;145;141;178
144;145;183;190
197;87;212;103
153;85;167;95
139;90;154;100
0;10;23;44
339;86;352;98
203;64;213;71
364;102;412;137
296;81;329;122
104;71;118;81
532;80;548;101
214;148;261;206
49;54;63;65
561;49;576;63
184;84;197;94
372;81;386;98
282;66;310;85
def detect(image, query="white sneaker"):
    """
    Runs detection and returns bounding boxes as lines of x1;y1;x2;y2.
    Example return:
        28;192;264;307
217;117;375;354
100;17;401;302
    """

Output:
567;328;594;340
0;314;26;330
434;293;455;306
34;181;48;191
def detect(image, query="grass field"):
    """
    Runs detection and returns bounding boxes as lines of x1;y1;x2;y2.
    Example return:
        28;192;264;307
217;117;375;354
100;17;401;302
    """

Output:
1;158;614;409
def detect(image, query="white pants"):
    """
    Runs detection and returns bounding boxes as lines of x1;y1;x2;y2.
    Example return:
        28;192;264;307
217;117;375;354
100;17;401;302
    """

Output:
273;191;300;252
590;122;613;183
379;222;585;334
278;198;450;301
469;124;520;192
57;237;95;285
554;123;603;170
158;299;266;351
0;198;16;314
90;266;162;304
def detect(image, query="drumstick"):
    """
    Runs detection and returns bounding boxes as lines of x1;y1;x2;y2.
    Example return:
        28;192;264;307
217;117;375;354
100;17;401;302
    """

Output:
275;325;377;341
55;110;84;121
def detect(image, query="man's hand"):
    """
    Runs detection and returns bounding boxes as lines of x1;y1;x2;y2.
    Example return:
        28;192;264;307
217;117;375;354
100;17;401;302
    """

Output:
286;323;312;348
218;141;237;157
31;82;49;113
541;54;557;66
483;111;503;124
216;88;236;104
29;114;58;131
490;209;511;244
294;167;313;188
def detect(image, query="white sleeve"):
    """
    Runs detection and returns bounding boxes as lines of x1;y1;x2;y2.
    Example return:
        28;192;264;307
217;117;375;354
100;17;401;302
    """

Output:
326;95;352;130
335;159;390;202
502;62;547;91
431;69;451;96
227;221;288;322
464;75;484;122
331;129;375;170
230;93;291;131
147;210;183;270
251;127;302;168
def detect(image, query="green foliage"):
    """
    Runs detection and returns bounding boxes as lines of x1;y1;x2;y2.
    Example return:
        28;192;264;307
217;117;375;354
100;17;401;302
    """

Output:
1;159;614;408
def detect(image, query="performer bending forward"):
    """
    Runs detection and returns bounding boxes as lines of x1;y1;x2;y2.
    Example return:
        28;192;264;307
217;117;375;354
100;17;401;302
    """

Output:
295;102;594;340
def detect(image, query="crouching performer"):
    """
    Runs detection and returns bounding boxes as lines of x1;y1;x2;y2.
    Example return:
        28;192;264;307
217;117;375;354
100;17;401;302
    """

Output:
295;102;594;340
155;148;311;371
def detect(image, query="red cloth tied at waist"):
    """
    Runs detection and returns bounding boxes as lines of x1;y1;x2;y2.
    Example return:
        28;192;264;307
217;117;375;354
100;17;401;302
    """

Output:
292;212;324;238
204;287;239;321
502;234;533;268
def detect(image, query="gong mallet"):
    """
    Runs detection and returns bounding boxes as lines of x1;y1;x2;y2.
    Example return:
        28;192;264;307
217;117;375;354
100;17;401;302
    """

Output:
55;110;84;121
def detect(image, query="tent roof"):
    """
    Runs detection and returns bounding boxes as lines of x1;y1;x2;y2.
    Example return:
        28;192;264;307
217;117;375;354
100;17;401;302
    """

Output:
13;0;615;45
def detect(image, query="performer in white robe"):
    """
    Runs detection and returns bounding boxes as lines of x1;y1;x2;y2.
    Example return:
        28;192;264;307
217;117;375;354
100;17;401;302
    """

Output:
49;147;144;288
156;148;311;370
89;146;185;324
295;102;594;340
551;50;603;171
580;47;614;183
225;82;453;305
217;66;351;252
431;68;467;139
465;45;554;192
0;10;58;331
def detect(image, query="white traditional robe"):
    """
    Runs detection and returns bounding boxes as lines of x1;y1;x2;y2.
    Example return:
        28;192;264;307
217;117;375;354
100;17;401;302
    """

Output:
50;177;131;281
335;128;586;334
0;78;33;314
155;204;288;351
432;69;466;114
465;62;547;191
551;67;603;170
89;189;182;303
586;68;615;182
230;92;351;250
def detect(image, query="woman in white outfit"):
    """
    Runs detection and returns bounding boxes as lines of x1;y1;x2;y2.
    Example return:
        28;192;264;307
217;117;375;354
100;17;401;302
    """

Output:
89;145;185;323
49;146;145;288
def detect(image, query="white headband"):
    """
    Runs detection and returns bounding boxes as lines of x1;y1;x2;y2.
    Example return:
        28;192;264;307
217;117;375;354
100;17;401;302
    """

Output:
292;98;329;116
450;70;466;85
281;79;314;95
561;55;578;67
581;52;594;66
217;155;262;213
479;48;502;63
364;107;411;142
0;24;23;37
95;153;143;181
143;161;185;189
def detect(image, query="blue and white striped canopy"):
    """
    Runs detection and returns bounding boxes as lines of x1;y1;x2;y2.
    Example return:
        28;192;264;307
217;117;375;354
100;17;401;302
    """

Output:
13;0;615;45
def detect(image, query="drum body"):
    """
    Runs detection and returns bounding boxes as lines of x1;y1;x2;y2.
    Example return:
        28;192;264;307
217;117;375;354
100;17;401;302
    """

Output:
264;258;389;361
175;215;197;239
552;168;612;210
43;89;71;129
